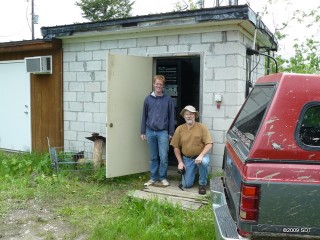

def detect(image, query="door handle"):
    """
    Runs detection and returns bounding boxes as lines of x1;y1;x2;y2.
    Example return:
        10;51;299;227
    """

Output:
109;123;113;127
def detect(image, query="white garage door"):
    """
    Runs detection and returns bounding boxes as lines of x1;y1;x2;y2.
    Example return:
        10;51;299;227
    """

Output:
0;60;31;152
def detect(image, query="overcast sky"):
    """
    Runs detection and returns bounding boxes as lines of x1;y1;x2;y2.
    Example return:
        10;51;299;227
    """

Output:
0;0;317;56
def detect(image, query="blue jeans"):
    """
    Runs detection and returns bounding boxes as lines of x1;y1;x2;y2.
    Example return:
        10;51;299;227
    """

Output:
181;154;210;187
146;128;169;181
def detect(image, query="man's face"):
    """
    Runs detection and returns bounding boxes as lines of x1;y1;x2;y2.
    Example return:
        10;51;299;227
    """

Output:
153;79;164;93
184;111;195;125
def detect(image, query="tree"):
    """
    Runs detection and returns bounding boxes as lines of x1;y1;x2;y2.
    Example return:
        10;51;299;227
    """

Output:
260;0;320;74
275;39;320;74
75;0;134;22
174;0;200;11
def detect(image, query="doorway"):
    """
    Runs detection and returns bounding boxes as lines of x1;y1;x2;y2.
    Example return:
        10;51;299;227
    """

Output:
155;56;200;166
0;60;31;151
105;54;200;178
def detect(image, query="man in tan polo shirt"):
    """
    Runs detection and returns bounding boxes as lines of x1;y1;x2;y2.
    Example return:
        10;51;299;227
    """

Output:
170;105;213;195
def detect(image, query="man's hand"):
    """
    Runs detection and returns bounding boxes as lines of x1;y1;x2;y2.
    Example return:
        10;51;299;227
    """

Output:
178;162;185;170
195;157;202;165
140;134;146;141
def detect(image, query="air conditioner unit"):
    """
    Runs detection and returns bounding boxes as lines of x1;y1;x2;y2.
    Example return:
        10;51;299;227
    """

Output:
25;56;52;74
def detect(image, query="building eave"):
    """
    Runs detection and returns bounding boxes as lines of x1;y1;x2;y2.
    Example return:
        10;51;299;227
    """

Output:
40;5;278;51
0;39;62;53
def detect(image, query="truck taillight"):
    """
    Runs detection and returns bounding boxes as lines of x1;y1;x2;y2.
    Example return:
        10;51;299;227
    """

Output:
238;228;252;238
240;184;260;221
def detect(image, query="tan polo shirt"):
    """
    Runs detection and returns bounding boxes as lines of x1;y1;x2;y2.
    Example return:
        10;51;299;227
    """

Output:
170;122;213;157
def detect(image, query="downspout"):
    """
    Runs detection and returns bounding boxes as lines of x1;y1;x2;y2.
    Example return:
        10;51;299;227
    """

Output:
246;14;261;97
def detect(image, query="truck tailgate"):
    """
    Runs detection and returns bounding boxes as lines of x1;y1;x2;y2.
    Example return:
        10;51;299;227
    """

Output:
245;162;320;237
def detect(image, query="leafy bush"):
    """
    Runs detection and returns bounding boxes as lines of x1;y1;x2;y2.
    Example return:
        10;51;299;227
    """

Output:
0;151;52;179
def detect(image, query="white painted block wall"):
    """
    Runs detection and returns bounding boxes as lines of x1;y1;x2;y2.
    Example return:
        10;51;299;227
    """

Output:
62;28;264;173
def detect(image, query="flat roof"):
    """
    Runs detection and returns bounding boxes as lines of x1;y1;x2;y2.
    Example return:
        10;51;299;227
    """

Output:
40;4;277;50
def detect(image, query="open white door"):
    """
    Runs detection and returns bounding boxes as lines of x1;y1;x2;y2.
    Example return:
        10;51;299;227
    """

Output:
106;54;152;178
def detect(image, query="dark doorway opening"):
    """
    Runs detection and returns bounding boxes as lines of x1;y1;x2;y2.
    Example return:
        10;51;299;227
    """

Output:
156;56;200;166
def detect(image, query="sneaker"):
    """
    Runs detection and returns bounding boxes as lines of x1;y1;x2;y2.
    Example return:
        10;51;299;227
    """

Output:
199;185;207;195
161;179;170;186
144;179;155;187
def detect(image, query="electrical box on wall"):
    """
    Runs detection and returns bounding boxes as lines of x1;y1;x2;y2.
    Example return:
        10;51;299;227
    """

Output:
215;94;222;102
215;94;222;109
25;56;52;74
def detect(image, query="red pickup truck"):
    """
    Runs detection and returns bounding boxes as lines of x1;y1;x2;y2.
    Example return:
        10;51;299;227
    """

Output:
211;73;320;239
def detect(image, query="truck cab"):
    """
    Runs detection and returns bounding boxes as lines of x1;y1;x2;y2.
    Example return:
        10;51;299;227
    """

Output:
211;73;320;239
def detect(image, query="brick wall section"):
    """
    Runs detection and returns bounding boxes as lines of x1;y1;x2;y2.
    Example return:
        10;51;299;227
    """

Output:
63;27;264;173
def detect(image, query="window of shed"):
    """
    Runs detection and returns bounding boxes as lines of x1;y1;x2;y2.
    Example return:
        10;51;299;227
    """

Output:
298;105;320;146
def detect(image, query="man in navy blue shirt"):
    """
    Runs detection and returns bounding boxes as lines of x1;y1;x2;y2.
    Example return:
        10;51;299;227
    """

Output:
140;75;175;187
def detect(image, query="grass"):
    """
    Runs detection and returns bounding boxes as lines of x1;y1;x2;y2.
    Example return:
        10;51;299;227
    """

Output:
0;151;215;239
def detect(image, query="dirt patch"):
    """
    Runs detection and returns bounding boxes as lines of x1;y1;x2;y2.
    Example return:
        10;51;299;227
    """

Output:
0;199;87;240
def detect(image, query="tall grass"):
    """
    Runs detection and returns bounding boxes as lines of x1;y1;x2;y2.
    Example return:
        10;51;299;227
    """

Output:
0;151;215;239
91;197;214;240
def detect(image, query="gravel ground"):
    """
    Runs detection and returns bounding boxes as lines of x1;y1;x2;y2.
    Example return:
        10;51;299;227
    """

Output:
0;199;87;240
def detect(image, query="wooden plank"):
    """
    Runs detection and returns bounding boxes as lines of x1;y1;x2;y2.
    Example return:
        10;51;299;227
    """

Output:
129;190;204;210
142;180;209;204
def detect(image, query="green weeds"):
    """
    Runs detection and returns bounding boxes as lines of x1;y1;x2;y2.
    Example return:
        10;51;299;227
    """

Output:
91;197;214;240
0;151;51;178
0;151;215;239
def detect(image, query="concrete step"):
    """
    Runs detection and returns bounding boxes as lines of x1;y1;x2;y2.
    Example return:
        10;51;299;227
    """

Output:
128;180;209;210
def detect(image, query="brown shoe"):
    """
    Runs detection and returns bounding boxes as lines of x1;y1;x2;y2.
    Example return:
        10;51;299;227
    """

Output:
199;185;206;195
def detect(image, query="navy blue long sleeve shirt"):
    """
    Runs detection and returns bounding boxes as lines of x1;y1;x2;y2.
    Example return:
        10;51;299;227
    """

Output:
140;92;175;136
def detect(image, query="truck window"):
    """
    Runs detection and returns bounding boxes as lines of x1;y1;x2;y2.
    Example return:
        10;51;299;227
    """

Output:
298;105;320;146
231;85;275;149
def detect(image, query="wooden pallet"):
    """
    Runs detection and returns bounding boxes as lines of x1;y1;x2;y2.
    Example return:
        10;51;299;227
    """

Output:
128;180;209;210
